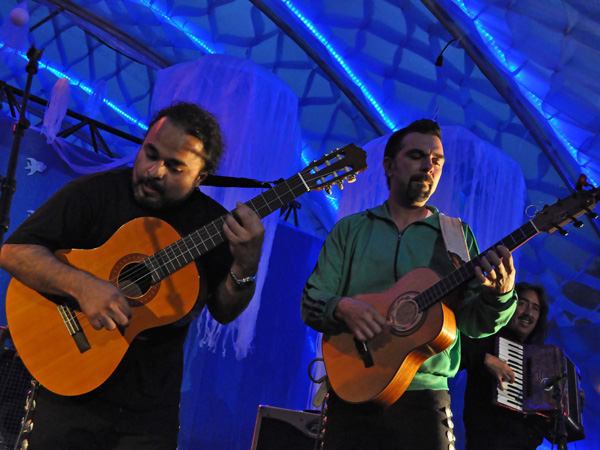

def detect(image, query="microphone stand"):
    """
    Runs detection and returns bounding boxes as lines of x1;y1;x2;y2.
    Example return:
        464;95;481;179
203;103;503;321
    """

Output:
551;380;569;450
0;45;44;246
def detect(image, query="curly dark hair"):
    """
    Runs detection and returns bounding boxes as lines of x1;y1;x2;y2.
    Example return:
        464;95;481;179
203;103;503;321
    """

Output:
515;282;549;345
147;102;224;174
383;119;442;188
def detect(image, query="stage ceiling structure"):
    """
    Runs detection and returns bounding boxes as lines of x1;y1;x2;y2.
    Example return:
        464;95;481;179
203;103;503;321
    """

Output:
0;1;599;448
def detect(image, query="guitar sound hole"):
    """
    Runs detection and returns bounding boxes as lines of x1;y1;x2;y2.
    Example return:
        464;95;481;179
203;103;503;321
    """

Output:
387;294;426;336
118;262;152;299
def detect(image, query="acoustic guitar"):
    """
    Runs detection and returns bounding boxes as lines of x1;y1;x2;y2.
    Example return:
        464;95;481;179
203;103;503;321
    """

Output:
322;180;599;407
5;144;367;396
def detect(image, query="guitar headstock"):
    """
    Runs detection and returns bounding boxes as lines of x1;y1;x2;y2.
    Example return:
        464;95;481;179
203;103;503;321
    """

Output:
531;181;599;236
301;143;368;194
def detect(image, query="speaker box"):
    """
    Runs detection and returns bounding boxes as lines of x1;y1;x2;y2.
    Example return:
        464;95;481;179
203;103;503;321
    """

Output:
251;405;321;450
0;328;33;450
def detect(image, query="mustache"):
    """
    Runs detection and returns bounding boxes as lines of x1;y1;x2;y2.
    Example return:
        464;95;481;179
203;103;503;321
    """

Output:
136;176;165;194
517;313;534;323
410;173;434;184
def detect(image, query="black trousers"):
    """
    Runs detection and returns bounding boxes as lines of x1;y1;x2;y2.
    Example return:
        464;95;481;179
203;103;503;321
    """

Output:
323;389;455;450
25;386;179;450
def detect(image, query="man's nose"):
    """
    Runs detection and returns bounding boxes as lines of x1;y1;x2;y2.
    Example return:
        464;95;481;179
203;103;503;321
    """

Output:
422;156;434;172
148;162;166;178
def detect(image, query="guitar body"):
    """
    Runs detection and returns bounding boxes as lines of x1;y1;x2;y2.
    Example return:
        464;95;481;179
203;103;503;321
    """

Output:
322;267;457;407
321;183;600;407
5;217;201;396
3;144;370;397
3;144;371;397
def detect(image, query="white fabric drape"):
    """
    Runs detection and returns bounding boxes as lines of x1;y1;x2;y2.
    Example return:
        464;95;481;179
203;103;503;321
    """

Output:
42;78;71;144
152;54;302;359
337;125;527;248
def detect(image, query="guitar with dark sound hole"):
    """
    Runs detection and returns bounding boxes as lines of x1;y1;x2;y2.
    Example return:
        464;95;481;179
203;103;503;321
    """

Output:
6;144;367;396
322;181;599;406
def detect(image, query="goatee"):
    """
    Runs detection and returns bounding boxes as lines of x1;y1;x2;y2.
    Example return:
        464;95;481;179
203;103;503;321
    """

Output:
407;174;433;203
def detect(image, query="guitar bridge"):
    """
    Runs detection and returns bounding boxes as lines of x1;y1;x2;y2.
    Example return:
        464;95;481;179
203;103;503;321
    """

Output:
354;338;374;368
57;305;91;354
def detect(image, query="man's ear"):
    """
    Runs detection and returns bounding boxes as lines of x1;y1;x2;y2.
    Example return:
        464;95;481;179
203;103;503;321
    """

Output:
382;156;394;177
196;171;209;187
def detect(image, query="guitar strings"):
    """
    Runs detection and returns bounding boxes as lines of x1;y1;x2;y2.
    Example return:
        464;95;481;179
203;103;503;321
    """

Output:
416;221;536;311
123;173;307;290
67;171;314;327
70;161;354;330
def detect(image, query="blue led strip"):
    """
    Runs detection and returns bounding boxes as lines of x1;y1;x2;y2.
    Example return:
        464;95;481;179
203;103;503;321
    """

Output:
280;0;397;131
452;0;595;185
0;45;149;130
130;0;223;55
3;4;344;209
132;0;341;208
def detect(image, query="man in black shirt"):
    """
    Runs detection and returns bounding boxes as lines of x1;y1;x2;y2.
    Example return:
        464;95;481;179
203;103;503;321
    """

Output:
0;102;265;449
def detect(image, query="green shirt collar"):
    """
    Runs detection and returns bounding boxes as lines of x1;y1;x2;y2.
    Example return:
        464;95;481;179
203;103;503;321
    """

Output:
366;202;441;230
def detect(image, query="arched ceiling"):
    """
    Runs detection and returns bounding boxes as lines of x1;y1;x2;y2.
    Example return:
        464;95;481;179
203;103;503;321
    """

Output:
1;1;600;447
1;0;599;362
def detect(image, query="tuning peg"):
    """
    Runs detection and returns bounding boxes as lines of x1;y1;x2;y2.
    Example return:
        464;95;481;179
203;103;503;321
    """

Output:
347;174;356;183
557;227;569;236
586;209;598;219
337;181;344;190
568;215;584;228
325;186;332;195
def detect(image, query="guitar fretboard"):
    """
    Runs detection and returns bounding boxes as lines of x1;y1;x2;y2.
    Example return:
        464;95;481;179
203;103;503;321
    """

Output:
415;220;540;311
144;173;309;283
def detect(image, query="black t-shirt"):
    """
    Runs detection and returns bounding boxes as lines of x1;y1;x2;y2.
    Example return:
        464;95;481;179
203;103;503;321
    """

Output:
6;167;233;409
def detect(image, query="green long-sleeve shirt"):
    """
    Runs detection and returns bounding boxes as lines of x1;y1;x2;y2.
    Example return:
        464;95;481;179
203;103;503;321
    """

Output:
301;202;517;391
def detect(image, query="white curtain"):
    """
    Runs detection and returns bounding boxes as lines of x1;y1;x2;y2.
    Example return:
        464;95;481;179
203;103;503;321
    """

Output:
337;125;527;248
152;54;302;359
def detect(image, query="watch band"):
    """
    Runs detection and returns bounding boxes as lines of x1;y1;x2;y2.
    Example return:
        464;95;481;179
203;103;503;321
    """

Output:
229;269;257;289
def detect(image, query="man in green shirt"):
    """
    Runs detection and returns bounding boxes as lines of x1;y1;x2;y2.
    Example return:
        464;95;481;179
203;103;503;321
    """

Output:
301;119;517;450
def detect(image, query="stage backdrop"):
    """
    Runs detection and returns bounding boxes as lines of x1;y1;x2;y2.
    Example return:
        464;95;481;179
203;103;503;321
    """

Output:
1;65;598;447
0;113;325;449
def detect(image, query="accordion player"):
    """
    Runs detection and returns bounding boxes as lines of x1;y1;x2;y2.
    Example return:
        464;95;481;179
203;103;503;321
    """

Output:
494;336;585;444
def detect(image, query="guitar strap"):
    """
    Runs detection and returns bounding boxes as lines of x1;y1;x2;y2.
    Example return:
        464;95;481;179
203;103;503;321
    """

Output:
439;213;470;269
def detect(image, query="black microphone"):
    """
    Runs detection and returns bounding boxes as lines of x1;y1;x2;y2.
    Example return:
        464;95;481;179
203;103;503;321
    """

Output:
541;373;566;390
434;38;457;67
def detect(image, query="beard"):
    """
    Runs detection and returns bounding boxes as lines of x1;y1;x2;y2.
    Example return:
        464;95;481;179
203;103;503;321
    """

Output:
132;177;166;209
132;176;196;210
407;174;434;203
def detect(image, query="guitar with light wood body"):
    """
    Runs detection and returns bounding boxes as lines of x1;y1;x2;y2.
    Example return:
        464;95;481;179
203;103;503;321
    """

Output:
6;144;367;396
323;181;599;406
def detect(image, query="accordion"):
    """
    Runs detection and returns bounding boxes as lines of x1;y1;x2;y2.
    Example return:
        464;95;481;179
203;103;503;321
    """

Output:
494;336;585;444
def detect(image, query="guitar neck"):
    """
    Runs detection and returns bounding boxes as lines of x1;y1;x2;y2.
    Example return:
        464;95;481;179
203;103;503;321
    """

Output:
417;219;541;311
144;173;308;283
